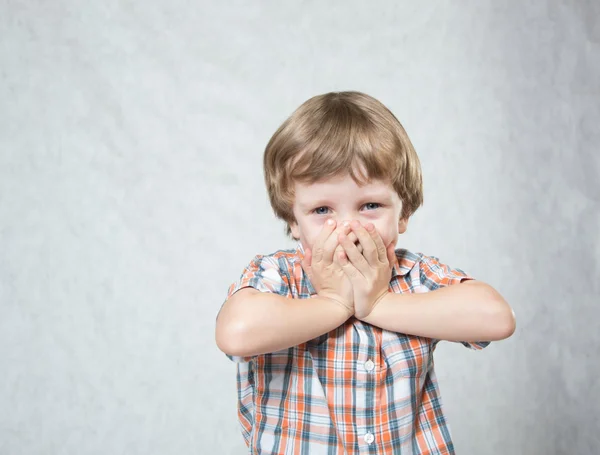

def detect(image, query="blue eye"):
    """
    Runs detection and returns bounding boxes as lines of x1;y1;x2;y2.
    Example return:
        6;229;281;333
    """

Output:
314;207;329;215
364;203;381;210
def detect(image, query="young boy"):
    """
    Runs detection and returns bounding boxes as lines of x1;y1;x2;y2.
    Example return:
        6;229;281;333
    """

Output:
215;91;516;454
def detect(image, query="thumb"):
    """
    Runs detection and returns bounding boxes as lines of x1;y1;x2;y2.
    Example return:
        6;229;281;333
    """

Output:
302;248;313;276
303;247;312;267
387;243;397;268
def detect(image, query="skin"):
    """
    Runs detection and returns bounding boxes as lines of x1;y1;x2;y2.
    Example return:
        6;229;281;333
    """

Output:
290;174;408;256
290;173;406;317
292;173;515;336
215;173;516;357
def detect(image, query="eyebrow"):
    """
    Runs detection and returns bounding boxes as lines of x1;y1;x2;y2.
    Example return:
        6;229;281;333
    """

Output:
297;199;331;211
359;192;393;202
298;193;392;210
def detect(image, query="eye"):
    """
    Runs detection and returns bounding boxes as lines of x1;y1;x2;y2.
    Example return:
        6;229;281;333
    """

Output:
313;207;330;215
363;202;381;210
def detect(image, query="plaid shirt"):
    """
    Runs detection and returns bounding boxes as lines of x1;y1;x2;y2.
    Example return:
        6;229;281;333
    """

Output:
224;244;489;454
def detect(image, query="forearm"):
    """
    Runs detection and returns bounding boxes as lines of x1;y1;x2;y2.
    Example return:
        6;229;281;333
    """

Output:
216;288;351;357
362;281;516;341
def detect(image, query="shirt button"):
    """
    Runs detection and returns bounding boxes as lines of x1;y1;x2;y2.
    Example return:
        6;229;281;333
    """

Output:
364;359;375;371
364;432;375;444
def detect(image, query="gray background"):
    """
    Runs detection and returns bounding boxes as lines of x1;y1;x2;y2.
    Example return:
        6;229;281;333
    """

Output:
1;1;599;454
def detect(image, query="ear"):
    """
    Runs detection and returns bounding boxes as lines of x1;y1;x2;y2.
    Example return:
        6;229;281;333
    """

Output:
290;221;300;240
398;217;408;234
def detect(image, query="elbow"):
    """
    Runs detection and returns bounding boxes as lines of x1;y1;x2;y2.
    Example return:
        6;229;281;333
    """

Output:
470;282;515;341
215;319;252;357
493;306;516;340
489;297;516;341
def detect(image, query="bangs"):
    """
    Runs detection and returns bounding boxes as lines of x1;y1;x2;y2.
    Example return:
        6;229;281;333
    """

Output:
263;91;423;238
287;102;402;186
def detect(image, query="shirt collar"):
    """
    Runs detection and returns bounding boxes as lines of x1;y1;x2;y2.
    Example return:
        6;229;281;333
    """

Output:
392;249;418;278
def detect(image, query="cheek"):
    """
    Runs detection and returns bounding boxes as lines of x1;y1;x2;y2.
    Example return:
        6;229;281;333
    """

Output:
372;223;398;247
299;220;323;247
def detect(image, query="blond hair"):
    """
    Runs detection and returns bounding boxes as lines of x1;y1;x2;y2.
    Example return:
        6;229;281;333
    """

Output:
263;91;423;238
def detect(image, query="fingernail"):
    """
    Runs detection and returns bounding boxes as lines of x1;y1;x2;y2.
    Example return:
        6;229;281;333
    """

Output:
366;224;374;232
342;220;350;227
327;219;334;226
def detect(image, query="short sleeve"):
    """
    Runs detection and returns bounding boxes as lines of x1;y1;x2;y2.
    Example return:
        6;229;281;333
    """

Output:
419;254;490;350
221;255;292;362
227;254;292;299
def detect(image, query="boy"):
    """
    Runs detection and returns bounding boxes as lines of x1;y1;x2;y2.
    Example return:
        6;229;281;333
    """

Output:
215;91;515;454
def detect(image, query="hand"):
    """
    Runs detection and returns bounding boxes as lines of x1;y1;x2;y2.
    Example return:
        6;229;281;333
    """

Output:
337;220;396;319
301;219;355;316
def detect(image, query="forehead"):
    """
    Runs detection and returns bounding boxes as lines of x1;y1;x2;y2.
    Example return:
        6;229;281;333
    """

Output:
294;174;396;202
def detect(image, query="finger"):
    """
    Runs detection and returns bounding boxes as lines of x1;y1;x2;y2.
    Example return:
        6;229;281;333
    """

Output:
337;246;360;280
350;221;378;265
312;219;337;263
386;243;397;268
333;244;346;264
303;247;312;268
321;221;350;265
345;231;361;252
301;247;313;277
364;222;387;263
339;232;369;277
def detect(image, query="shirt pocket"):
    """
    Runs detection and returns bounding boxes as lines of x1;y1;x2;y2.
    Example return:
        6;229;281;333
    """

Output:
382;333;433;377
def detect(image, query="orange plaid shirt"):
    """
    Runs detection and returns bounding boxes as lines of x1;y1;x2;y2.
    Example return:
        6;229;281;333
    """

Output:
224;244;489;454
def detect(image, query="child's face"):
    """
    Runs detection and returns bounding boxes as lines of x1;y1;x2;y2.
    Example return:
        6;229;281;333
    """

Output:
290;174;408;252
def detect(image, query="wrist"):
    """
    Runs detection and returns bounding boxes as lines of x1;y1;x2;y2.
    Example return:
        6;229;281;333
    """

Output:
317;293;354;317
359;290;392;322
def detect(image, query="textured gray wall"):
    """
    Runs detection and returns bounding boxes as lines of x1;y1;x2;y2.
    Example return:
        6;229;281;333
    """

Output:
1;1;599;454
